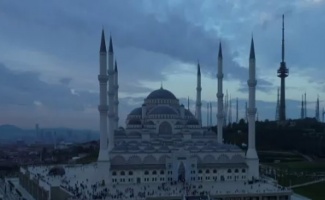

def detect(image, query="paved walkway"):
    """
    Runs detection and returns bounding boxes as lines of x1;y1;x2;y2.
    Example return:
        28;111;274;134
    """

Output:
0;178;35;200
290;178;325;189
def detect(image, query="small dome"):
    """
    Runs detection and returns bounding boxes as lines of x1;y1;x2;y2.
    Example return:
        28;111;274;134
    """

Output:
186;119;199;125
129;107;142;115
149;105;178;115
185;109;194;117
146;88;177;100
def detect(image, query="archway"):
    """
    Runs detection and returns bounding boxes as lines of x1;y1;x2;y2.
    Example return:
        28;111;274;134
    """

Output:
159;121;172;134
178;162;185;182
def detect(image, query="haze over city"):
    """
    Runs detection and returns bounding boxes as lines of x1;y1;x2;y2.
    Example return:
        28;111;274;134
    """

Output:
1;0;325;130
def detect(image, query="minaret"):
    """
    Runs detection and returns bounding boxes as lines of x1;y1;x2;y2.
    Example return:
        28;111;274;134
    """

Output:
278;15;289;122
316;95;320;121
217;42;224;143
228;95;232;125
276;87;280;121
322;108;325;122
188;96;190;111
246;37;259;179
195;63;202;126
210;102;213;126
114;60;119;130
305;92;307;117
108;35;115;152
301;94;304;119
97;30;109;161
224;90;228;126
207;103;209;127
236;98;239;124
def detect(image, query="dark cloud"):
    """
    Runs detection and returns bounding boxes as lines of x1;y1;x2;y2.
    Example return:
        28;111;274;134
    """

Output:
0;63;86;111
59;77;72;85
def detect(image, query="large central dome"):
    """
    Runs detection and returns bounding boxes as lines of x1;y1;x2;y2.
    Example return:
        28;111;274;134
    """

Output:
146;88;177;100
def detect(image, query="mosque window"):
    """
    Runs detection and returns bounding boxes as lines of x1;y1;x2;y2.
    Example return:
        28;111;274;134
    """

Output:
112;171;117;176
198;170;202;174
242;169;246;173
213;169;217;174
152;170;157;175
144;171;149;175
205;169;210;174
120;171;125;176
128;171;133;175
160;170;164;175
227;169;232;173
235;169;239;173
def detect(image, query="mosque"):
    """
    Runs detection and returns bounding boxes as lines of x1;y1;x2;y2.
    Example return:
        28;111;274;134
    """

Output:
15;30;293;200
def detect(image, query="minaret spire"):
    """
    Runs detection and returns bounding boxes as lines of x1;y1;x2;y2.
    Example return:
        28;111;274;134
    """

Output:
236;98;239;124
249;37;255;60
100;29;107;53
108;35;115;152
98;30;109;161
217;41;224;143
301;94;304;119
316;95;320;121
109;35;114;53
195;62;202;126
246;36;259;179
114;60;119;129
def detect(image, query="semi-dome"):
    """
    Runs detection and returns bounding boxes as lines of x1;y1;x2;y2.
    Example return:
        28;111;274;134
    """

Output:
129;107;142;115
146;88;177;100
149;105;178;115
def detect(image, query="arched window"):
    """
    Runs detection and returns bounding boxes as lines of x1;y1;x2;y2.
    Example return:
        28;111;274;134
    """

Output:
198;170;202;174
120;171;125;175
235;169;239;173
128;171;133;175
152;170;157;175
227;169;232;173
112;171;117;176
160;170;164;175
144;171;149;175
213;169;217;174
242;169;246;173
205;169;210;174
159;121;172;134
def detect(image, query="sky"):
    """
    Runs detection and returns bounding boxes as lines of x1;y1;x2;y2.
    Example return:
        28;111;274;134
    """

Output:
0;0;325;130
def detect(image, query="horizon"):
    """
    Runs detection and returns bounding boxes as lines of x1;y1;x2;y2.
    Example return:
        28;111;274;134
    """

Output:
1;0;325;130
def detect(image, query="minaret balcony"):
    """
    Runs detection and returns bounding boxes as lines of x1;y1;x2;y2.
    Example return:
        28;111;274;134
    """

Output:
247;80;257;87
217;93;224;98
217;74;224;79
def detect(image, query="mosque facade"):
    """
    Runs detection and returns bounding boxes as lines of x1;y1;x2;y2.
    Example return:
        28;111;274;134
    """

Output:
97;29;258;185
14;30;293;200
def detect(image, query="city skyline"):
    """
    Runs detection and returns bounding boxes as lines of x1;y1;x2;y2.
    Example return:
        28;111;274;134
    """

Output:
0;0;325;130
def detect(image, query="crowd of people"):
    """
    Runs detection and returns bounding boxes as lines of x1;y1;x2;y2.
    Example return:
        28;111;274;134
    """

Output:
26;165;291;200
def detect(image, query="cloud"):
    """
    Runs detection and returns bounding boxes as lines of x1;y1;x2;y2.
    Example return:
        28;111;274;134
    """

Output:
0;63;87;111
